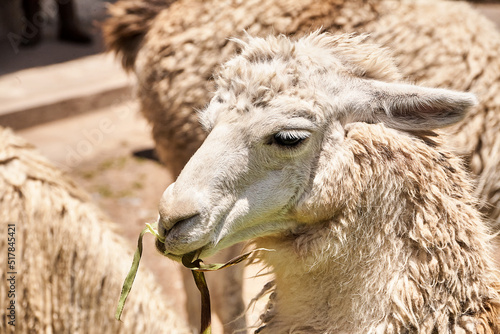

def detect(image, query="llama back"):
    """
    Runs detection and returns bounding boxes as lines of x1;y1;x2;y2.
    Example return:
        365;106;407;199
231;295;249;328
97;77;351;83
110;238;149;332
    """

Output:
103;0;173;71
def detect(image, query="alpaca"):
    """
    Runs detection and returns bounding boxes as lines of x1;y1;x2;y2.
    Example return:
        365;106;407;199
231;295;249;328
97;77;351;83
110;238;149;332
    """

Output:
156;33;500;333
103;0;500;230
0;127;190;334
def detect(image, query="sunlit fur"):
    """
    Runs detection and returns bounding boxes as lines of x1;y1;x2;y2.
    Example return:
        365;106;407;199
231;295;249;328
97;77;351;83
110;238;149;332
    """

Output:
257;121;500;333
159;33;500;333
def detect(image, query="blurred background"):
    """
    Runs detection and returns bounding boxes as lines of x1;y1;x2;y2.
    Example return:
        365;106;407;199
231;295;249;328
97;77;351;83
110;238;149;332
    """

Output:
0;0;192;325
1;0;500;332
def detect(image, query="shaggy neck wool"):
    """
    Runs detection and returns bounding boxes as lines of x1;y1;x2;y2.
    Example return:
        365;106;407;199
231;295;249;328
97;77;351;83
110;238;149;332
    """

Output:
255;123;500;334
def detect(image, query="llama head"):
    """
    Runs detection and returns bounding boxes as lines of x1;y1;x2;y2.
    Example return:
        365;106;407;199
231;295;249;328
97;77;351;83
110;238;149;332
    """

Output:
156;32;477;259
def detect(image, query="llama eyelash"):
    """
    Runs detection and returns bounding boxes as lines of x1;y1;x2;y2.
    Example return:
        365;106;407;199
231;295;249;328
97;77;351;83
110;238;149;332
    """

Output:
271;130;310;147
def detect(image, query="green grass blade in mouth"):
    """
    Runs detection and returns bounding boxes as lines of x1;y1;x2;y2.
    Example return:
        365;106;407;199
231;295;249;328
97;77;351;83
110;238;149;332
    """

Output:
146;222;165;243
182;248;272;271
182;248;273;333
116;221;273;332
115;225;149;321
192;270;212;334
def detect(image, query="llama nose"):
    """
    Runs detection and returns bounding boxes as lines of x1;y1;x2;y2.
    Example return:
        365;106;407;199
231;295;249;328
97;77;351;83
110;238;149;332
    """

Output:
158;182;201;231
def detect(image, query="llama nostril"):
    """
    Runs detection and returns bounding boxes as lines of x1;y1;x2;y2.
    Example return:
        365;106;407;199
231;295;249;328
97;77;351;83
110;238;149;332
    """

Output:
159;213;201;232
158;182;203;232
173;214;201;229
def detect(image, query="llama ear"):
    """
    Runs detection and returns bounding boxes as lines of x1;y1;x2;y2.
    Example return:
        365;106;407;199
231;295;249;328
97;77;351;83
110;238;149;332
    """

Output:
367;80;477;131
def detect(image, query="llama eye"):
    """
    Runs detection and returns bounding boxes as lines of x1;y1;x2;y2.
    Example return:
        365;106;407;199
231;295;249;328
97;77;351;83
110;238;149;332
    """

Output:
272;131;310;147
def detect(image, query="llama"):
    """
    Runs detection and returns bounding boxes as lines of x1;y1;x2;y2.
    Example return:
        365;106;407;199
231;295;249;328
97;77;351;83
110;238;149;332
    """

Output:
103;0;500;330
103;0;500;230
0;127;190;334
156;33;500;333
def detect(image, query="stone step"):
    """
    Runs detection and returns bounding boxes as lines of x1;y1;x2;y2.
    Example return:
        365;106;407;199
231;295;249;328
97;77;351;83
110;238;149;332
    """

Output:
0;53;134;130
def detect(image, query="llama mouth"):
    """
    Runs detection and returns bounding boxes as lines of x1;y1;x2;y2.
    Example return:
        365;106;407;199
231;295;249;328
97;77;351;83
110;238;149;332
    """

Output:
155;221;185;261
156;214;213;257
154;236;209;263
